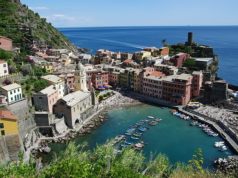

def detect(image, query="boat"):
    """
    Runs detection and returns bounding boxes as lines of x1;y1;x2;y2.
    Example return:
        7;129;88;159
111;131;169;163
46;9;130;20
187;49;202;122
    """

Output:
138;127;147;132
148;116;155;119
131;136;140;140
125;132;132;136
155;118;162;122
220;145;228;151
134;142;144;150
133;132;142;137
148;121;158;126
214;141;225;148
124;141;133;145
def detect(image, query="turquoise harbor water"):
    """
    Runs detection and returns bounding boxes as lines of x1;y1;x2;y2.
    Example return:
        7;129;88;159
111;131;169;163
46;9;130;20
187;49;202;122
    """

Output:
47;104;233;168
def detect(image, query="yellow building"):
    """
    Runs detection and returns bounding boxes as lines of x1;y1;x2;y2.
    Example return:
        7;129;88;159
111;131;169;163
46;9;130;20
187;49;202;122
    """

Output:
41;62;54;73
0;110;18;136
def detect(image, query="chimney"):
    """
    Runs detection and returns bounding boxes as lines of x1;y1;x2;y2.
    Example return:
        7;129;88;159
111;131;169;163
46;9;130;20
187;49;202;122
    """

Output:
187;32;193;46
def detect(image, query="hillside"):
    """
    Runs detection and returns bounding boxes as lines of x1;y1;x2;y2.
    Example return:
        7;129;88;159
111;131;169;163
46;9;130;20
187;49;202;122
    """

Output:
0;0;76;54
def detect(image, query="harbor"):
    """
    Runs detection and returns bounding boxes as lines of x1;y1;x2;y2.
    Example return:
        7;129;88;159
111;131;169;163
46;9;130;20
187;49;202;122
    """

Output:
42;104;234;168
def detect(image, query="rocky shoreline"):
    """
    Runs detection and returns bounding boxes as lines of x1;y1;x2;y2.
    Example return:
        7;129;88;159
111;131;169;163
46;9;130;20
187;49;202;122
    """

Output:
214;156;238;175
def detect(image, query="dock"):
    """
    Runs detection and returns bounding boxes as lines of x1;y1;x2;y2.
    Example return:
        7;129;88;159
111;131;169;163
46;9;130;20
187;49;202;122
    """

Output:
177;107;238;154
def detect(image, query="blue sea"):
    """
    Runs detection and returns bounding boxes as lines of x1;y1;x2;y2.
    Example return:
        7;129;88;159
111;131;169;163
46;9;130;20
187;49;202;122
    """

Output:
59;26;238;85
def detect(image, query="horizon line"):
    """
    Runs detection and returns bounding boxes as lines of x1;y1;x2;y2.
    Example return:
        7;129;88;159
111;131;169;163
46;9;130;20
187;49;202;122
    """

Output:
56;25;238;29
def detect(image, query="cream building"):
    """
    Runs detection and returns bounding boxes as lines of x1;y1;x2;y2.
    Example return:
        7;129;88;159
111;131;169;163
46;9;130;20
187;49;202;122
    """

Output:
0;83;23;104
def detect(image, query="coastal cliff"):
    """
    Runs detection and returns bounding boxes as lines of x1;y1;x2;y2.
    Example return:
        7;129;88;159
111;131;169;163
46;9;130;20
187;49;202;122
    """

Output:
0;0;76;53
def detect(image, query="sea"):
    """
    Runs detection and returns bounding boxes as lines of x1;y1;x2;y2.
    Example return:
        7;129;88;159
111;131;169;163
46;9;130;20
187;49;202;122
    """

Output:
45;105;234;168
59;26;238;85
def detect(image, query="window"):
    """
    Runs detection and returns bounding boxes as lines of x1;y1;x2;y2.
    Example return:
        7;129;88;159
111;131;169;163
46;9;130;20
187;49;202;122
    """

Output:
3;64;6;67
1;130;5;136
0;123;4;129
4;70;7;73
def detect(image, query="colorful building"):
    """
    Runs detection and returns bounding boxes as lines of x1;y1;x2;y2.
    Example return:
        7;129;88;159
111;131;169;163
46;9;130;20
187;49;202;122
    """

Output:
143;71;165;98
0;110;18;136
192;71;203;97
33;85;59;113
91;71;109;89
170;53;190;68
162;74;193;105
42;75;65;98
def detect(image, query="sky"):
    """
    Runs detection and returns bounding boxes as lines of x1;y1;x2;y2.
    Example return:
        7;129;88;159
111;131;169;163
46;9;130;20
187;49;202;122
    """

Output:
21;0;238;27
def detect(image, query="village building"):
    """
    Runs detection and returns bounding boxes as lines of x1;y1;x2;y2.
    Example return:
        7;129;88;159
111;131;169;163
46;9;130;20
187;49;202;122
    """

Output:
33;85;59;113
170;53;190;68
53;62;96;129
162;74;193;105
0;110;19;136
41;75;65;98
192;71;203;97
0;83;23;104
143;71;165;99
0;60;9;77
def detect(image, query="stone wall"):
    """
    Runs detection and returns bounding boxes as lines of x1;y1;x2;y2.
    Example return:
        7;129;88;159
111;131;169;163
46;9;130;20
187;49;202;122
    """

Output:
0;135;21;164
7;99;36;141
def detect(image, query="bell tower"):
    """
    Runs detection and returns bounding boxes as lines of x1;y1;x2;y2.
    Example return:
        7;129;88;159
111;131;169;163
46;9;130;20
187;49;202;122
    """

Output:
75;60;88;92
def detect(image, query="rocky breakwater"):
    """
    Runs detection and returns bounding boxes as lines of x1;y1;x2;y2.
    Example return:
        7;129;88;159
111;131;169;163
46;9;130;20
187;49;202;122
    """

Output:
214;156;238;175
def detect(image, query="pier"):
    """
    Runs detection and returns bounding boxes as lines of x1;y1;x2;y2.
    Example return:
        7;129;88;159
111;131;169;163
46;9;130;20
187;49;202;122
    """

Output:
177;107;238;154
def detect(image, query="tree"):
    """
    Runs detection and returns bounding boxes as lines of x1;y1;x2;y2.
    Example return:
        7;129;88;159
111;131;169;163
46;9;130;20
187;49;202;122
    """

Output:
183;58;196;69
33;79;48;92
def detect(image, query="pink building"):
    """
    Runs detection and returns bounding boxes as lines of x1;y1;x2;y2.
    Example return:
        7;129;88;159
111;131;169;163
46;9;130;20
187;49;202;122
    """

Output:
33;85;59;113
0;36;13;51
59;73;75;92
162;74;192;105
143;71;165;99
192;71;203;97
91;71;109;89
170;53;190;68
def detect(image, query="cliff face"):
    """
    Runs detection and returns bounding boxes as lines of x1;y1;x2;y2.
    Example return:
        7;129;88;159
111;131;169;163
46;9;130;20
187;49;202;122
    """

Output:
0;0;76;53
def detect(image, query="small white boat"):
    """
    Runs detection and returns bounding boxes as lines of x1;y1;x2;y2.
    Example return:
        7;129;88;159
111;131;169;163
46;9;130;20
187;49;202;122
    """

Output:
214;141;225;148
148;116;155;119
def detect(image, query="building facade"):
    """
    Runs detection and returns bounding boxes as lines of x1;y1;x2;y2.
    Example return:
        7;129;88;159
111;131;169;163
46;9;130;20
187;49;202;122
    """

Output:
0;83;23;104
53;91;92;129
42;75;65;98
162;74;192;105
0;110;18;136
0;60;9;77
33;85;59;113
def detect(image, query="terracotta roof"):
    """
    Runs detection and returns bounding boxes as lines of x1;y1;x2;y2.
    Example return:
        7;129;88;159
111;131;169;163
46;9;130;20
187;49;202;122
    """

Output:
150;71;165;78
0;110;17;121
123;59;133;64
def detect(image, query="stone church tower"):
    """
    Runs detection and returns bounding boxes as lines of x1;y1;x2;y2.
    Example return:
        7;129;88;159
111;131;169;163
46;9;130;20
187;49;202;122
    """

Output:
75;61;88;92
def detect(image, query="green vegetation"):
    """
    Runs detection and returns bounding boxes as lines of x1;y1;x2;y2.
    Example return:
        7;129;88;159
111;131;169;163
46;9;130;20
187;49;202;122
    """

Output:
33;79;48;92
183;58;197;69
0;142;233;178
0;0;76;55
0;49;13;59
169;44;193;56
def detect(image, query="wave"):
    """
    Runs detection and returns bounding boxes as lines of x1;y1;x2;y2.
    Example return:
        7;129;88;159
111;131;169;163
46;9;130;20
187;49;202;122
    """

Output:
99;38;147;50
